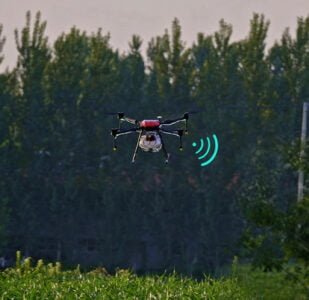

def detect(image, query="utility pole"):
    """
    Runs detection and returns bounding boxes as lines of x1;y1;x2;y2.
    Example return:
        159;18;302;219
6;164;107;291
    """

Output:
297;102;308;202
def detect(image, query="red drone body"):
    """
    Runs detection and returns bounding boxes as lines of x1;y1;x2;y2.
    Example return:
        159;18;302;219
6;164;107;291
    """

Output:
139;120;161;129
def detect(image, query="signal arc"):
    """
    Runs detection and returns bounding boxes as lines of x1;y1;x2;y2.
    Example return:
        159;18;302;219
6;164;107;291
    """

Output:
200;134;219;167
198;137;211;160
195;138;204;154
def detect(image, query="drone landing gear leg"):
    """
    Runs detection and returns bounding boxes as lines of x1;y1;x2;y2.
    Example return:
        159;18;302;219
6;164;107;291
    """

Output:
158;133;170;163
132;131;142;163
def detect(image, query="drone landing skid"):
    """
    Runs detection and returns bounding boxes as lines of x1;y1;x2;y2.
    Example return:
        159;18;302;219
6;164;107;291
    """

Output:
132;131;142;163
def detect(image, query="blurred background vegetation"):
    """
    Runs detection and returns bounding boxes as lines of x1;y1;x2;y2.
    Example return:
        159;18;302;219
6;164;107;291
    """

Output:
0;12;308;280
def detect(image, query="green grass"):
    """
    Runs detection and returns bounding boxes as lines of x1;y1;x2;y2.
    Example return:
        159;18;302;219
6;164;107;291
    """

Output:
232;264;308;300
0;255;307;299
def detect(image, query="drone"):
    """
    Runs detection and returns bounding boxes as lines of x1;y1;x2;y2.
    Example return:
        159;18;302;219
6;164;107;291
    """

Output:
110;112;192;163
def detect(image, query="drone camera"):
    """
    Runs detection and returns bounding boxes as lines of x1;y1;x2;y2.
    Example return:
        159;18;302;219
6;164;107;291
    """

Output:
146;134;156;141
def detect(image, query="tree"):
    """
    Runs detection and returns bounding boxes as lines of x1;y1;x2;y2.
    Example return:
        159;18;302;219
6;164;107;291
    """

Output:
1;11;52;257
121;35;145;105
1;14;308;275
0;23;9;251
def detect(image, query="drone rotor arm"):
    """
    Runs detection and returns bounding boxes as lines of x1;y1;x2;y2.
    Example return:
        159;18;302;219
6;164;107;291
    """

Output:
159;128;182;137
111;128;140;151
160;129;184;150
121;116;138;125
111;128;139;138
160;118;185;126
160;112;190;129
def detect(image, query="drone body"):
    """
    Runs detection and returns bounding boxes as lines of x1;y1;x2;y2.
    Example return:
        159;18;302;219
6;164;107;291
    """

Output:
110;113;191;163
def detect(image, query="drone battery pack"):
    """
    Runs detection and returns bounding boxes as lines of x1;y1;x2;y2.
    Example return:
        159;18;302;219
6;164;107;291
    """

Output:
140;120;160;128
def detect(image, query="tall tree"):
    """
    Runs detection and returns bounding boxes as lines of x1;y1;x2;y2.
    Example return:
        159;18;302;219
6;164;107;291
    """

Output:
240;16;309;273
43;27;91;260
8;11;52;256
146;30;171;106
146;19;192;112
0;23;9;251
121;35;145;105
1;14;307;275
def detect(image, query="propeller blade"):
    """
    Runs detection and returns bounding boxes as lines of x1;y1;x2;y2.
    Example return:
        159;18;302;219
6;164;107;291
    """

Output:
105;112;125;119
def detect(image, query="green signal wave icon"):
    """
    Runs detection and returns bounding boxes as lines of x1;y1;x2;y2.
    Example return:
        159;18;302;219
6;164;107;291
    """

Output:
192;134;219;167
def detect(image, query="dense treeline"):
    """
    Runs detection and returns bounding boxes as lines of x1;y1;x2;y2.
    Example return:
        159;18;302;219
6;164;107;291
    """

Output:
0;11;308;274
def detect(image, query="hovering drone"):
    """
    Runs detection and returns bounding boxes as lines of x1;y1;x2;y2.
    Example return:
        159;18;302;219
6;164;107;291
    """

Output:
110;112;192;163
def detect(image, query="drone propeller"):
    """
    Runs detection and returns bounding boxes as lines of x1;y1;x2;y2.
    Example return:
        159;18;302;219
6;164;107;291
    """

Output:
183;110;200;133
105;112;125;119
105;112;125;129
161;111;198;133
185;110;200;116
163;110;198;121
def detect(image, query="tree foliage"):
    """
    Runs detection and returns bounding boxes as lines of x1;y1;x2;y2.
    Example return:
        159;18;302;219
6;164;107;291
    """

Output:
0;12;308;275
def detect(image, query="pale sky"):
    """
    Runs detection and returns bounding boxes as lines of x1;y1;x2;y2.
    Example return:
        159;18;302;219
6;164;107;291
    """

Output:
0;0;308;71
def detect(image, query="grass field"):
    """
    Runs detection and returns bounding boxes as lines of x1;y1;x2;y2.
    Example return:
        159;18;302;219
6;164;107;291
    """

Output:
0;254;307;299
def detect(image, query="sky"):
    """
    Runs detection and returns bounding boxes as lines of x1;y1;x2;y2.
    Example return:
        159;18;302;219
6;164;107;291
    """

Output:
0;0;308;71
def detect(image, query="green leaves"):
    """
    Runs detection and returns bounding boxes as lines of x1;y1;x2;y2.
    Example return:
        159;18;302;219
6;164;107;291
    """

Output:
0;12;308;276
0;256;306;299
